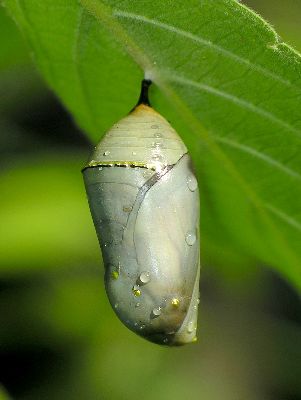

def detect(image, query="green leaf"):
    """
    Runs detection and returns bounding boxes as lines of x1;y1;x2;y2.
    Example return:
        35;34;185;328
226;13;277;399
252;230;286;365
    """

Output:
3;0;301;289
0;7;30;70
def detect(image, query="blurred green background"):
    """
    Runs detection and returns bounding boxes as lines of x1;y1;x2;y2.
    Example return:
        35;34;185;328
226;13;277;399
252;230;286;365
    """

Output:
0;1;301;399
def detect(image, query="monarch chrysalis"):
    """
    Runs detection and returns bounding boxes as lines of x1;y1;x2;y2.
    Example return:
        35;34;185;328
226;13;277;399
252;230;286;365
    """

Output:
82;80;200;345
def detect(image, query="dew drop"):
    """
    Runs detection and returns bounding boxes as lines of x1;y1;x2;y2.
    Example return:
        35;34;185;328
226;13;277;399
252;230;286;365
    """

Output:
114;303;119;309
98;167;103;171
132;151;137;156
103;150;110;156
187;321;194;333
163;338;168;343
135;302;141;308
185;231;196;246
138;271;151;285
139;324;146;330
186;175;198;191
152;307;161;317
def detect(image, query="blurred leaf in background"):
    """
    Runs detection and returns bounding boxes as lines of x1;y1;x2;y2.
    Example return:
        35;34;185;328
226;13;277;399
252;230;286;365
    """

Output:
0;1;301;400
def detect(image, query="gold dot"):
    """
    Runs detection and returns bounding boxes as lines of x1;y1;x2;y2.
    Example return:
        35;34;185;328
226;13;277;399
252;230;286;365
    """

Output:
192;337;198;343
171;298;180;308
132;286;141;297
111;270;119;280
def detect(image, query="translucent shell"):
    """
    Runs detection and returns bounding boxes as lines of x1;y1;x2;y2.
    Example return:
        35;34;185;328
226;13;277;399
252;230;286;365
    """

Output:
82;102;200;346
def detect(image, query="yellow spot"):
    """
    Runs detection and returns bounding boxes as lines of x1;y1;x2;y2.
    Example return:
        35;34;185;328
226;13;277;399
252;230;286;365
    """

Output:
192;337;198;343
132;287;141;297
111;270;119;280
171;298;180;308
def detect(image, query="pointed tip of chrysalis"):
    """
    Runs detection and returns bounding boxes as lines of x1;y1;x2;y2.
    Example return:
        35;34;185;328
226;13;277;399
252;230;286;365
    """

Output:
136;79;152;107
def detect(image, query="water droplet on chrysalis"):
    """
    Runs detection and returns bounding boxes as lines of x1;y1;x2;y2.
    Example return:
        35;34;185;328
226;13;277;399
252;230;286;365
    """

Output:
152;307;161;317
138;271;151;285
187;321;194;333
185;231;196;246
186;175;198;192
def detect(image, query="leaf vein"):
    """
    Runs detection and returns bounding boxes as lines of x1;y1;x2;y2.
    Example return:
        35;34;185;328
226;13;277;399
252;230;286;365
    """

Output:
166;73;301;137
265;204;301;233
114;9;297;90
214;136;301;181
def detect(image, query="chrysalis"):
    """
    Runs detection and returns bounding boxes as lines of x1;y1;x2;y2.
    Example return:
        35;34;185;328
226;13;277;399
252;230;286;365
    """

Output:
82;80;200;345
